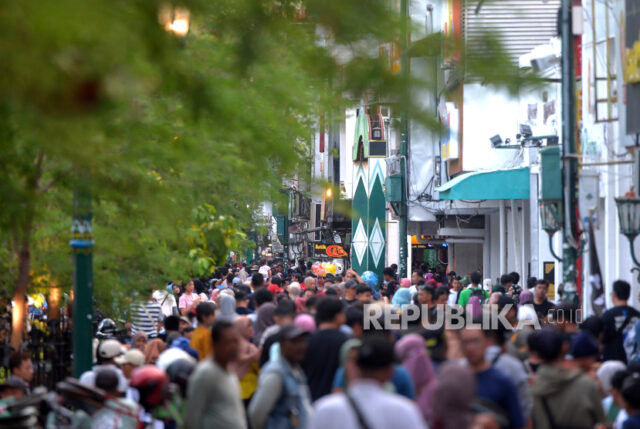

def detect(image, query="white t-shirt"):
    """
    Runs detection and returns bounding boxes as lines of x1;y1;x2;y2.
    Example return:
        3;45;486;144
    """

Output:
258;265;270;279
153;290;177;318
310;379;428;429
447;290;460;306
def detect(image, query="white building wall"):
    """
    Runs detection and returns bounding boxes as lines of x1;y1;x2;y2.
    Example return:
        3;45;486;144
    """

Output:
580;0;639;311
343;108;357;199
386;220;400;267
462;85;525;172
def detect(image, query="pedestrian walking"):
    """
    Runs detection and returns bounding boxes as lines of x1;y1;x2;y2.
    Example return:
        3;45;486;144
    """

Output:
249;324;312;429
130;290;163;338
185;320;247;429
309;336;427;429
529;329;605;429
602;280;640;363
190;301;216;361
302;297;347;401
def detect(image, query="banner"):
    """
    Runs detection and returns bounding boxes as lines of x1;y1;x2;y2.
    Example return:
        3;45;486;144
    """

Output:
588;218;606;316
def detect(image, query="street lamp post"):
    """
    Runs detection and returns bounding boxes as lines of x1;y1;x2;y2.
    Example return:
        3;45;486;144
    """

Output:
70;181;93;377
539;199;564;261
398;0;409;279
559;0;579;303
615;197;640;278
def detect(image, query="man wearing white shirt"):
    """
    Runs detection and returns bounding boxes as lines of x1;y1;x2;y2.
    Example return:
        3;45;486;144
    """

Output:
447;277;462;306
258;259;271;280
153;286;178;318
309;336;428;429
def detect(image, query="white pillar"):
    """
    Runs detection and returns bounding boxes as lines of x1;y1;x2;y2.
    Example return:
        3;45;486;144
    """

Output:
510;200;521;276
529;172;540;279
483;216;491;279
499;200;507;275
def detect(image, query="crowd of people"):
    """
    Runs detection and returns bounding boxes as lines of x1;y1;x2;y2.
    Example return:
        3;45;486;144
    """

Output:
2;259;640;429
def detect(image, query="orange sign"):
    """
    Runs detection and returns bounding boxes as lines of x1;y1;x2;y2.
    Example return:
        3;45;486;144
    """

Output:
326;245;348;258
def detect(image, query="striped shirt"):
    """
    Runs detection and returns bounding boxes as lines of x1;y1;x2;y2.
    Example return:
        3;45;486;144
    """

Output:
130;301;163;338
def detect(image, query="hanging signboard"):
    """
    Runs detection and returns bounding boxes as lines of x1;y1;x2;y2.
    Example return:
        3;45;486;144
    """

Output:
326;245;348;258
313;243;348;259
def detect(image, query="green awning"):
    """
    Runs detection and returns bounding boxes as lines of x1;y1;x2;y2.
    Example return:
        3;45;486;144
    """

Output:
436;167;530;200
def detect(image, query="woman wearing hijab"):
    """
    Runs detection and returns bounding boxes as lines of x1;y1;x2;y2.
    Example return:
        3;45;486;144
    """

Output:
253;302;276;345
395;334;439;424
294;313;316;333
509;290;537;359
392;288;412;309
597;360;627;425
294;297;307;313
331;339;362;393
467;295;483;318
217;294;237;322
132;331;148;352
433;362;476;429
519;289;534;306
400;278;412;288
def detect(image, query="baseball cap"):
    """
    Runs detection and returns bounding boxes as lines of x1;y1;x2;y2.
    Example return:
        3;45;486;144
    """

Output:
179;316;191;325
115;349;145;366
278;323;307;341
98;339;126;360
344;280;358;289
569;332;600;359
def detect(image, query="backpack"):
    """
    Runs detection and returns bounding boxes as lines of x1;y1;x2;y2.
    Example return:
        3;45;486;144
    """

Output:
470;287;487;304
621;316;640;363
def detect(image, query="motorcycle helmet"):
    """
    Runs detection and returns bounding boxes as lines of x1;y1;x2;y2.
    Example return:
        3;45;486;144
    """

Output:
129;365;170;410
166;358;196;397
96;318;117;340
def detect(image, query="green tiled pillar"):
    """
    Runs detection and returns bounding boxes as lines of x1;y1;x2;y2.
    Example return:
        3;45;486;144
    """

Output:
351;107;386;280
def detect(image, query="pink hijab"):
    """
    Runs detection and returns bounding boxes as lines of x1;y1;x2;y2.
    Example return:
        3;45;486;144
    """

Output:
400;278;411;288
295;297;307;313
395;334;438;424
519;289;534;305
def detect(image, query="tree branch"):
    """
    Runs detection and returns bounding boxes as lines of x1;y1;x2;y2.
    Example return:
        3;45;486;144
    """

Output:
39;167;72;195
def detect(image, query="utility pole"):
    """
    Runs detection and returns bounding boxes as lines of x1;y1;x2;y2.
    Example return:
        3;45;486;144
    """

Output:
560;0;579;302
70;181;94;377
398;0;409;278
283;210;289;271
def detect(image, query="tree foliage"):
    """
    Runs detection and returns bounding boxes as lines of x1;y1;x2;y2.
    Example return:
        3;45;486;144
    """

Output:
0;0;540;324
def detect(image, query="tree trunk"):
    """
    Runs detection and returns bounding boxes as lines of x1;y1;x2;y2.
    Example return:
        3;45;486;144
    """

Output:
10;239;30;351
11;152;42;351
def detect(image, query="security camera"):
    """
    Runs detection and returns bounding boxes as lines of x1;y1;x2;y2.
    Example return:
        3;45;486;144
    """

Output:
490;135;503;147
519;124;533;138
520;38;561;73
